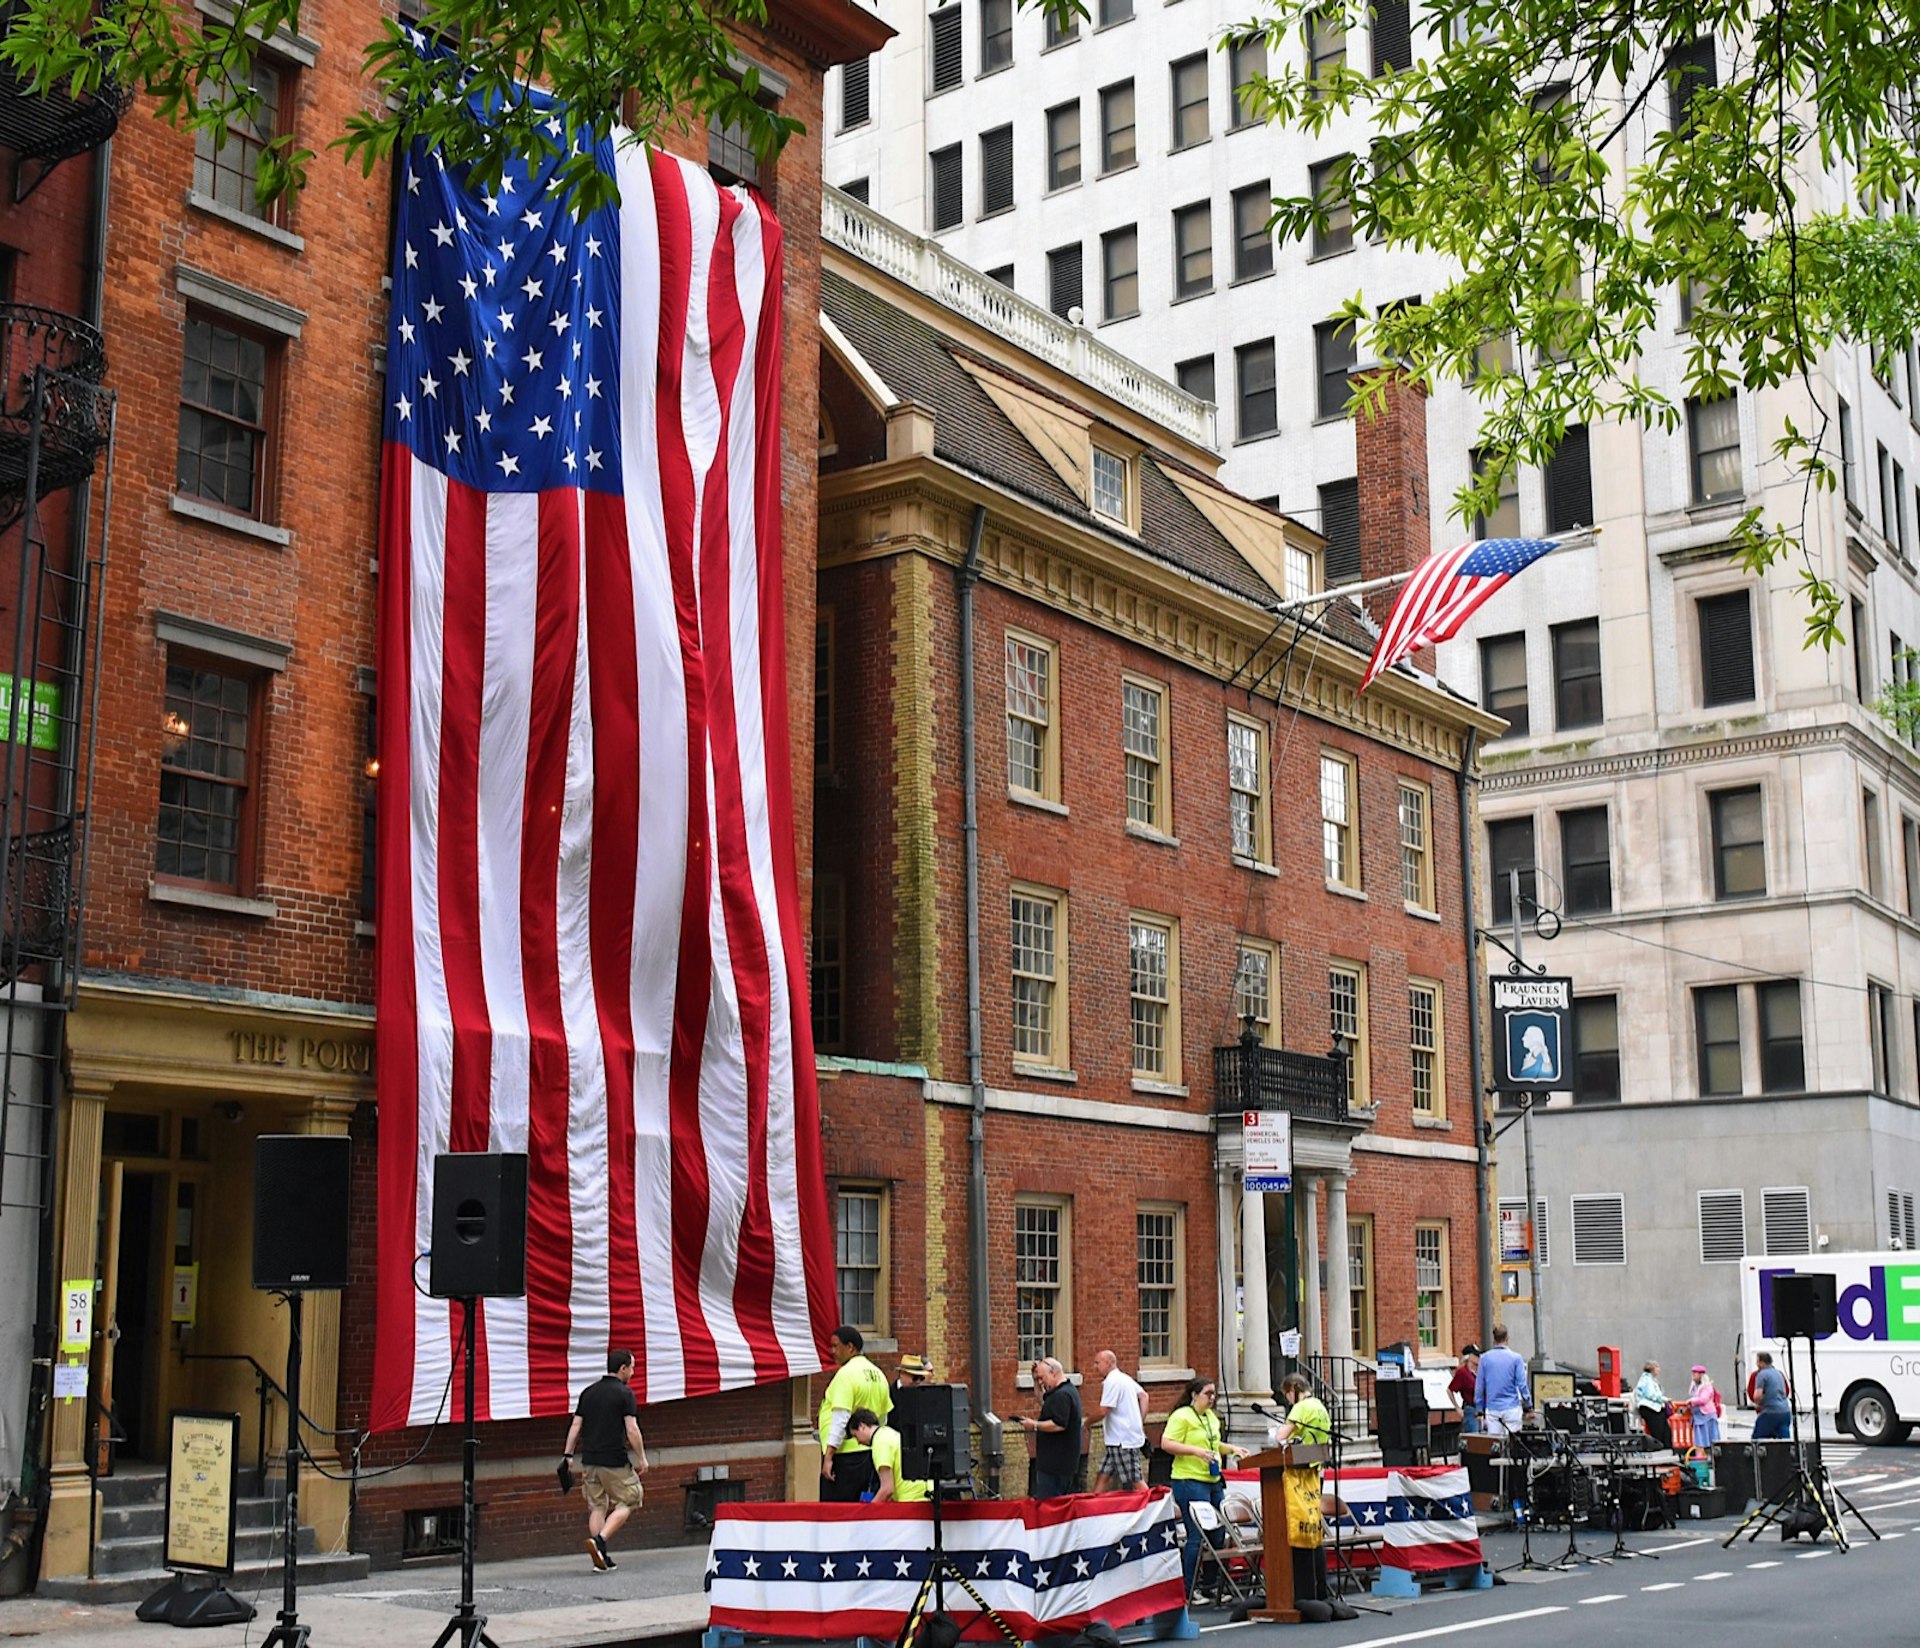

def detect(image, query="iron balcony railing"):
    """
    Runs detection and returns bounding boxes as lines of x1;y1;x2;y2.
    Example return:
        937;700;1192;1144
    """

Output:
0;6;131;173
1213;1026;1355;1126
0;303;110;513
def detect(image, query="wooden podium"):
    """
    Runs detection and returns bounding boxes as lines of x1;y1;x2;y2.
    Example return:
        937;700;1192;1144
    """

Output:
1237;1444;1331;1624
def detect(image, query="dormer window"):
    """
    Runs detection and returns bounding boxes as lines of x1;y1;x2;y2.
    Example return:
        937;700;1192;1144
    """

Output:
1092;445;1131;523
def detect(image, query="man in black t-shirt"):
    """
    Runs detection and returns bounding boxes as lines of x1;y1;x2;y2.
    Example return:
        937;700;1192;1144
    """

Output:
1019;1357;1082;1499
563;1351;649;1570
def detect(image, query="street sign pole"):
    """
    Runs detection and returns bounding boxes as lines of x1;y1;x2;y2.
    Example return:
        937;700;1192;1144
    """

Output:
1510;871;1545;1368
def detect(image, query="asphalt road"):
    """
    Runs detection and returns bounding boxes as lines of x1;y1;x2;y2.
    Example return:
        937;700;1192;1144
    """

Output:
1198;1440;1920;1648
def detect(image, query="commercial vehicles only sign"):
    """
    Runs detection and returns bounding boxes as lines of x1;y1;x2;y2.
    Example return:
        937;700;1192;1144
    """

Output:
1243;1109;1293;1193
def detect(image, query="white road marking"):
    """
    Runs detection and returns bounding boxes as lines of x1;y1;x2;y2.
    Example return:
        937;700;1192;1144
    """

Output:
1747;1560;1783;1568
1694;1571;1732;1581
1880;1529;1906;1538
1853;1477;1919;1494
1794;1549;1831;1559
1328;1604;1570;1647
1649;1536;1716;1552
1836;1473;1889;1486
1577;1595;1626;1605
1641;1582;1686;1591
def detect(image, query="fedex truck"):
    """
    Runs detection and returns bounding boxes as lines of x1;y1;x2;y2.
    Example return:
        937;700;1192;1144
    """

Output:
1740;1253;1920;1445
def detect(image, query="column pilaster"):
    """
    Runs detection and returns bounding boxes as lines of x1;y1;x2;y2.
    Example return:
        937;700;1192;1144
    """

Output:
1301;1176;1324;1362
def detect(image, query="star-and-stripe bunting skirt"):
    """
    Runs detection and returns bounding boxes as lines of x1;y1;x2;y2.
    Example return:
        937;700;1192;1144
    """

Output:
704;1492;1189;1639
1228;1464;1482;1572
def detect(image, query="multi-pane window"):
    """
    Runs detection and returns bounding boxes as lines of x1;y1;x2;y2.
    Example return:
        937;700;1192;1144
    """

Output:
1005;631;1057;797
981;0;1014;71
1472;448;1521;538
1305;8;1346;98
1698;589;1756;705
1232;183;1274;280
1102;225;1139;320
1228;714;1270;862
177;312;271;516
1544;423;1593;532
1572;995;1621;1102
836;1186;884;1330
1759;980;1804;1092
1320;750;1359;886
980;124;1014;215
929;144;963;230
1235;939;1279;1044
1047;243;1083;318
1236;339;1278;439
1560;806;1612;914
1175;354;1215;403
1486;816;1536;926
1695;985;1742;1095
840;57;872;129
1101;80;1136;172
156;660;256;890
1010;886;1066;1066
708;104;766;189
193;59;288;223
1329;962;1369;1107
1398;781;1433;909
1129;915;1178;1080
1308;156;1353;256
1710;785;1765;899
1314;318;1356;418
1015;1199;1068;1363
1092;446;1130;523
1414;1223;1449;1350
1480;632;1529;736
1173;202;1213;298
1286;543;1316;602
929;3;963;90
1551;618;1603;728
1347;1216;1375;1355
1170;54;1209;149
1409;980;1443;1118
811;874;846;1052
1121;677;1166;829
1228;34;1265;128
1689;395;1742;504
1136;1207;1181;1364
1047;101;1082;190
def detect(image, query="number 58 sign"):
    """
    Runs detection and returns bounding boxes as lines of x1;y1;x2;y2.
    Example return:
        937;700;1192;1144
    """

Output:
61;1280;93;1354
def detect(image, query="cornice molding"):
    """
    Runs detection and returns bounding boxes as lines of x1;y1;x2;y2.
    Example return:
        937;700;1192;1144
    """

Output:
1480;719;1859;792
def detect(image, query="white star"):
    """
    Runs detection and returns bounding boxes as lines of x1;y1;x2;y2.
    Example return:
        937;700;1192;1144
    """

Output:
894;1557;912;1578
497;309;515;332
496;237;516;261
475;409;493;433
557;376;572;399
563;447;578;472
781;1558;798;1579
585;305;603;329
445;429;461;454
572;338;582;360
820;1558;835;1579
585;235;602;258
455;209;467;232
530;414;553;438
855;1556;872;1577
574;409;582;430
522;274;545;301
544;114;563;137
397;320;416;345
1034;1566;1050;1589
499;175;516;195
423;296;445;323
481;336;497;359
450;349;472;376
481;264;498;287
394;393;412;421
976;1558;991;1578
458;274;479;301
420;372;439;399
550;312;570;336
499;381;516;405
522;346;545;372
573;270;583;288
585;447;602;471
405;168;420;194
497;451;520;477
742;1556;759;1578
482;191;501;216
1006;1556;1022;1578
431;220;454;247
585;375;602;399
706;1553;719;1575
403;243;418;269
1072;1556;1090;1578
548;241;568;266
522;206;545;232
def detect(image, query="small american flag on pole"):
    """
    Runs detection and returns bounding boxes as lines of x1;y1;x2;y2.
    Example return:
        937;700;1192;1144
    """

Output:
1359;537;1562;693
372;88;835;1430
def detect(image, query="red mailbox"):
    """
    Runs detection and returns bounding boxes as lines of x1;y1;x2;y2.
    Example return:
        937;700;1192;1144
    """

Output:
1595;1344;1623;1398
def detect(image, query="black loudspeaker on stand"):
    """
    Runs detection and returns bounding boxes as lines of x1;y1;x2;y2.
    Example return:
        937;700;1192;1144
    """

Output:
252;1135;353;1648
430;1152;530;1648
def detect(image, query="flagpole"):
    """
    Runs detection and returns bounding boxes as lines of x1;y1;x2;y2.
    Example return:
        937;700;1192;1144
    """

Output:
1268;569;1416;619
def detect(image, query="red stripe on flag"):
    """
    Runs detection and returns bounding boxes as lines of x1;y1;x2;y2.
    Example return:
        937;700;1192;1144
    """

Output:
583;489;645;1373
372;444;420;1435
700;189;783;1383
649;149;720;1395
519;489;581;1414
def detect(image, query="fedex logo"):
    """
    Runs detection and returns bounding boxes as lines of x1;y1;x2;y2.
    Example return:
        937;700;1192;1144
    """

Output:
1757;1265;1920;1341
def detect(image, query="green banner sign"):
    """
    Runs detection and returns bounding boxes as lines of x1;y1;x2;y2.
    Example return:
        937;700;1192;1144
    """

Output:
0;675;60;750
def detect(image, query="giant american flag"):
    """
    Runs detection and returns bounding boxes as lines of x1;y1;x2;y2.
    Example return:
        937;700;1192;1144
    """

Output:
372;95;835;1430
1359;537;1562;693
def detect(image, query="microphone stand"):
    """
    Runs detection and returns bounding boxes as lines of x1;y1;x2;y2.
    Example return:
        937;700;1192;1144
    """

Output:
1252;1403;1388;1618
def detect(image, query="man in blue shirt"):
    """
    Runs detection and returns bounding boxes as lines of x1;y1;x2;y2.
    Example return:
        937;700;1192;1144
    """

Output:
1474;1324;1532;1437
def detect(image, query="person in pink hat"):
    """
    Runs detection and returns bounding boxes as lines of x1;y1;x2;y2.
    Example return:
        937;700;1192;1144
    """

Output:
1687;1363;1722;1448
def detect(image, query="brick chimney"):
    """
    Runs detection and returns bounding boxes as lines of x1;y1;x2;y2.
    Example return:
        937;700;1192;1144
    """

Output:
1355;372;1431;659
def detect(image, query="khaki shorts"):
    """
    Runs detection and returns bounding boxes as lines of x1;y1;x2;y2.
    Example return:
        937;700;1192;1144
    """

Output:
582;1465;644;1512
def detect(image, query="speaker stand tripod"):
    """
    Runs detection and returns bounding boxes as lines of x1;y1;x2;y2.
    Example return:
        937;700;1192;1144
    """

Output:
1498;1457;1560;1574
1725;1334;1878;1552
260;1291;309;1648
892;1478;1014;1648
432;1299;499;1648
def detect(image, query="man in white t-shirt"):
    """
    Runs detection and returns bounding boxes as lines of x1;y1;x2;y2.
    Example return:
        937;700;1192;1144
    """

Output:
1089;1348;1149;1492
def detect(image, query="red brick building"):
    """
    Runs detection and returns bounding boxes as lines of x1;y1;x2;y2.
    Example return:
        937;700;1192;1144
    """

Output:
812;193;1497;1480
22;0;888;1585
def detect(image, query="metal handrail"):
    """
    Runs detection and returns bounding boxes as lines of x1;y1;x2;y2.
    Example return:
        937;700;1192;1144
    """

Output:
179;1351;363;1481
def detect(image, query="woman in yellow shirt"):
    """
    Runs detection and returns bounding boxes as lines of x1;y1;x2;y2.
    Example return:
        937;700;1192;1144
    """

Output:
1157;1376;1246;1597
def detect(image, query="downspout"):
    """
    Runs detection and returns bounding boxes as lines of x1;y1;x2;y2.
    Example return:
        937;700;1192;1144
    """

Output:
1458;727;1495;1343
957;505;991;1437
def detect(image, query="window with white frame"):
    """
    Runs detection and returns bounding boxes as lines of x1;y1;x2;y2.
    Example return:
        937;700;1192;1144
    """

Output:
1015;1198;1070;1364
1409;979;1443;1119
1228;714;1270;863
1571;1193;1627;1265
1129;914;1180;1081
1347;1215;1375;1355
1005;631;1058;799
1011;885;1068;1068
1321;750;1359;887
1122;677;1166;830
836;1184;886;1331
1136;1205;1183;1364
1414;1222;1450;1350
1399;781;1434;909
1235;939;1280;1046
1761;1186;1812;1255
1329;961;1369;1107
1698;1188;1746;1263
1092;445;1131;522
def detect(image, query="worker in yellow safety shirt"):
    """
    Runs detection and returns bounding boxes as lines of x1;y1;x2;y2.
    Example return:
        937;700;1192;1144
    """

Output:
818;1324;891;1502
851;1409;930;1502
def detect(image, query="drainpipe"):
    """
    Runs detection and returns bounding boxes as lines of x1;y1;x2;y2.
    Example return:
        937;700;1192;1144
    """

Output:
957;505;991;1440
1457;727;1495;1344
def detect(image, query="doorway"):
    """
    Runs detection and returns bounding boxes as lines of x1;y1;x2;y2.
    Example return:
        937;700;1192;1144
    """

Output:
102;1168;165;1460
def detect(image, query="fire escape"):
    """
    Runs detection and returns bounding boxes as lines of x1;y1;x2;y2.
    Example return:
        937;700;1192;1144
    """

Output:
0;20;119;1259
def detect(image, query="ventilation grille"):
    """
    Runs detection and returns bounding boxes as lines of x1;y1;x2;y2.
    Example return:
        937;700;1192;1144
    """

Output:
1698;1189;1746;1264
1761;1186;1812;1255
1571;1194;1625;1265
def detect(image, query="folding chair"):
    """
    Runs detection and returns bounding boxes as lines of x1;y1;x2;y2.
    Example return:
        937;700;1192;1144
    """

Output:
1186;1500;1252;1607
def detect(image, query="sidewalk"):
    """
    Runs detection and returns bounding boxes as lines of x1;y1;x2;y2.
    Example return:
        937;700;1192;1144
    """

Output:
0;1544;714;1648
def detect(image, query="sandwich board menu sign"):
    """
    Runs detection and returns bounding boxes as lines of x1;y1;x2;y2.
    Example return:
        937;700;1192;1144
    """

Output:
164;1411;241;1573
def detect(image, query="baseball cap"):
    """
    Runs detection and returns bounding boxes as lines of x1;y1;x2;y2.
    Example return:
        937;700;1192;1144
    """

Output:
1691;1364;1707;1374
